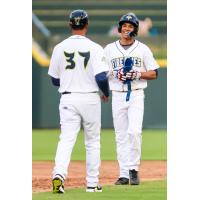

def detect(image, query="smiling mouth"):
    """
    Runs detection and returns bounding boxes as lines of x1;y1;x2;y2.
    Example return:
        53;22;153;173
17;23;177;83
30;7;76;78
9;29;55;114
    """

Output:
123;31;130;36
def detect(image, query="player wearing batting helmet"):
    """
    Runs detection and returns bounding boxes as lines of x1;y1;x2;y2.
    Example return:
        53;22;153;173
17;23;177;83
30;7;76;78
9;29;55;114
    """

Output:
104;13;159;185
48;9;109;193
118;13;139;37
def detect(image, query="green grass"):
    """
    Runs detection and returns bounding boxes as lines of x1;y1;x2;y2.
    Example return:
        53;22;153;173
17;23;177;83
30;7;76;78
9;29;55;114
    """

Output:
32;180;166;200
32;129;166;161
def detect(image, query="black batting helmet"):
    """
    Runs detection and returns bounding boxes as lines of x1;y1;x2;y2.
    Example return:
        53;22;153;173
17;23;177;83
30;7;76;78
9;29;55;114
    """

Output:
118;13;139;37
69;9;88;30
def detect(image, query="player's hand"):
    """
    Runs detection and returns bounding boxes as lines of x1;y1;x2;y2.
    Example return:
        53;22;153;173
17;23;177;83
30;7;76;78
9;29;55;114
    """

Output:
117;69;126;82
101;95;109;102
126;70;141;80
126;69;137;80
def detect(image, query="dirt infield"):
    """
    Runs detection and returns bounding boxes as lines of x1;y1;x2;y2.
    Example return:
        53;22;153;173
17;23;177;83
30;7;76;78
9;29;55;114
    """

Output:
32;160;166;193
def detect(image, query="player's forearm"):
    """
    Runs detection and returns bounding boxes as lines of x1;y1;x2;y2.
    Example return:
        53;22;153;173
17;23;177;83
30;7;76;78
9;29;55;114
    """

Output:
95;72;110;97
140;69;158;80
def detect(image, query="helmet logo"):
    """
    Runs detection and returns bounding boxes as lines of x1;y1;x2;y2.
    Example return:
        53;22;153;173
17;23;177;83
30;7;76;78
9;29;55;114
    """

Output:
74;16;81;25
126;15;132;20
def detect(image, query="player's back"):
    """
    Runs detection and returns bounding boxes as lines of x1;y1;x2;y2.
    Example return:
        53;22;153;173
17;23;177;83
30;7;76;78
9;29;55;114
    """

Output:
53;35;103;93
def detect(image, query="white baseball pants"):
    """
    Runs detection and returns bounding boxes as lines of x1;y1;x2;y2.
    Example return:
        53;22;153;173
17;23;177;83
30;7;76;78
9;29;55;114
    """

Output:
52;93;101;187
112;90;144;178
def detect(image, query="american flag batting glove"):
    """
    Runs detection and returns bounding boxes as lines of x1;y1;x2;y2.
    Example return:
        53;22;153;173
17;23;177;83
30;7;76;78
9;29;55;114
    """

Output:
117;69;126;82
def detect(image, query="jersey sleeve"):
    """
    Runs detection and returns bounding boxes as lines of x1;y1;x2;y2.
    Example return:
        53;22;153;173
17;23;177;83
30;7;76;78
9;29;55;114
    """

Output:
143;46;160;71
103;46;112;68
91;45;110;76
103;45;116;79
48;45;60;79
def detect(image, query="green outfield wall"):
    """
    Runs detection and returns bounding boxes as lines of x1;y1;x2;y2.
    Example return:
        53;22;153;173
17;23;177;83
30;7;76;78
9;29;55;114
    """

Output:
32;59;167;129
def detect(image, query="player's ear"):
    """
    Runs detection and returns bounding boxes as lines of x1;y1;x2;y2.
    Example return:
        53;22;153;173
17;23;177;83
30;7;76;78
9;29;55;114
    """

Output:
82;23;88;33
85;23;89;29
68;23;72;30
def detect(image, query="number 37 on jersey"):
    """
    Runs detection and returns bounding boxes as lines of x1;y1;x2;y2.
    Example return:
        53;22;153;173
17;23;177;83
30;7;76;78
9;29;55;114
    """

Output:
64;51;90;70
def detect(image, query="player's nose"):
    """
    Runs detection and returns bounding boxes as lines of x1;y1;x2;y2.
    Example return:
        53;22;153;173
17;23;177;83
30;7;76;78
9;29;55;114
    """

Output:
123;27;131;32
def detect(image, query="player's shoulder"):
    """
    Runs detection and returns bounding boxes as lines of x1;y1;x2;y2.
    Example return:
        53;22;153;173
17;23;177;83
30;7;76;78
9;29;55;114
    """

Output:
104;41;117;51
53;38;69;50
58;36;74;45
136;40;151;51
53;37;81;51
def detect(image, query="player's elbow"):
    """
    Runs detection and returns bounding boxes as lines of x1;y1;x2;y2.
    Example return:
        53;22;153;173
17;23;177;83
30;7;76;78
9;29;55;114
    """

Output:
95;72;108;83
149;69;158;80
51;77;60;86
151;73;157;80
153;69;158;79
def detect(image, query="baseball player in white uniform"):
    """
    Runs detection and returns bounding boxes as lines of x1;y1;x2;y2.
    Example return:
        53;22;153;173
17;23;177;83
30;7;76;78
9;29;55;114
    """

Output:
104;13;159;185
48;9;109;193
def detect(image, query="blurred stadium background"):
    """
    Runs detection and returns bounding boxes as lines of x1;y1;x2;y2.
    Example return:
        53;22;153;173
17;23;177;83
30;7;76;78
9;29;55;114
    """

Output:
32;0;167;129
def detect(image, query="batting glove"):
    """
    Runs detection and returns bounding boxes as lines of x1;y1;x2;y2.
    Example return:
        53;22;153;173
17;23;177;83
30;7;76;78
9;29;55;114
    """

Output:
126;70;141;81
117;69;126;82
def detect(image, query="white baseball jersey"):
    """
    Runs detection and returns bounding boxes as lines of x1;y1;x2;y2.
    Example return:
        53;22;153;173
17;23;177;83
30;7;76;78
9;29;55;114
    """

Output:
104;39;159;177
104;39;159;91
48;35;108;93
49;34;107;187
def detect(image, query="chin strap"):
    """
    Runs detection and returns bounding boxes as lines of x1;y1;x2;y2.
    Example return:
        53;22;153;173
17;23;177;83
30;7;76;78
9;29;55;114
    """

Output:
128;31;135;37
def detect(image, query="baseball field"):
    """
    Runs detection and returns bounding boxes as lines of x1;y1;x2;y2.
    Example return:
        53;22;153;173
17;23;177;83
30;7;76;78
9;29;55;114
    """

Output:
32;129;167;199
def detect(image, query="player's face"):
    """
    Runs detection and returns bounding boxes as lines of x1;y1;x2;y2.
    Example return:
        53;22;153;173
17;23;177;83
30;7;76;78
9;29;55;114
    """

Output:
121;23;134;39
